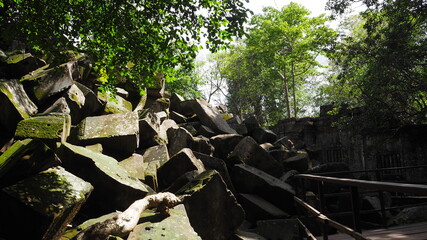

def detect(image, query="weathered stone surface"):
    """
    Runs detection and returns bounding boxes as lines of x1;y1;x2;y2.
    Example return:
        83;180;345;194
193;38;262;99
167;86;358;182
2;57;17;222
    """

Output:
0;139;60;187
59;142;151;216
257;219;299;240
166;127;193;156
128;204;201;240
118;153;146;181
0;166;93;240
133;93;147;112
193;152;237;196
157;148;205;190
243;116;261;134
177;170;245;240
282;154;309;172
98;91;133;114
190;136;214;155
42;84;85;125
76;112;139;154
170;111;187;124
197;125;216;138
388;206;427;226
234;230;267;240
232;164;295;214
229;123;248;135
0;52;46;79
239;193;289;224
0;79;38;134
144;161;160;192
139;110;167;148
182;99;237;134
61;212;119;239
170;92;185;112
75;82;103;118
15;113;71;143
21;61;78;102
231;137;284;178
210;134;244;161
142;144;170;167
252;128;277;144
150;98;170;113
155;111;168;122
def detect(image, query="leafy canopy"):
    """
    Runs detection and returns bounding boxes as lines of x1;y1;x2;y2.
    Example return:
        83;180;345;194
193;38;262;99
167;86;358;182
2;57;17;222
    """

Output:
0;0;250;91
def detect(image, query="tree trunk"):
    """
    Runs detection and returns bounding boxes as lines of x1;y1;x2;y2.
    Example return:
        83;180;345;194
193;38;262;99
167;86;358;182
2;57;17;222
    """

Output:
74;192;181;240
291;62;297;118
277;70;291;119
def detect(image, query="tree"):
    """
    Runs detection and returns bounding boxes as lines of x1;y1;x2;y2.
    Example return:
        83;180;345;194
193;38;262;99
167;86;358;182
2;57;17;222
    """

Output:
210;3;336;125
0;0;250;91
324;0;427;128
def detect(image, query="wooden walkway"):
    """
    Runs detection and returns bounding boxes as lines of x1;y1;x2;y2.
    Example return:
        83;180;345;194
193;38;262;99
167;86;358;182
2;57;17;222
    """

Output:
328;221;427;240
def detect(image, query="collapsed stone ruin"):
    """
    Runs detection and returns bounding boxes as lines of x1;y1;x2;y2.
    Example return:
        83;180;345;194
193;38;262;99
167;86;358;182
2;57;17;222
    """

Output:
1;49;426;240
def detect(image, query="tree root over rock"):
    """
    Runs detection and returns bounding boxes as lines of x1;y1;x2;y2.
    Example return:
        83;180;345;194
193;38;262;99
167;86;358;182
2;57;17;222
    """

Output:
74;192;181;240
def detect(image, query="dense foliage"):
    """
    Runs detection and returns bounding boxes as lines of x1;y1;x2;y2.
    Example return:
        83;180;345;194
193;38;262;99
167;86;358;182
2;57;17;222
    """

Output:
208;3;336;125
0;0;250;91
322;0;427;128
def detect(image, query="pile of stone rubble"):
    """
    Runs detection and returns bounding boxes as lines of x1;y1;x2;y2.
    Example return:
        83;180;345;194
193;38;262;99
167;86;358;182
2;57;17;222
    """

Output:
0;50;317;240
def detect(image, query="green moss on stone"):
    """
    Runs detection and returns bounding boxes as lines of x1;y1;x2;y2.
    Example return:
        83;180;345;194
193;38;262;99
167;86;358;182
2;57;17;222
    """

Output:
176;170;216;195
15;114;71;140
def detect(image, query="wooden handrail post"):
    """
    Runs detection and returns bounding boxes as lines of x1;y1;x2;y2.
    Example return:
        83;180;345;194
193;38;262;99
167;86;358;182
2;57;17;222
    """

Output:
318;181;326;213
351;186;362;233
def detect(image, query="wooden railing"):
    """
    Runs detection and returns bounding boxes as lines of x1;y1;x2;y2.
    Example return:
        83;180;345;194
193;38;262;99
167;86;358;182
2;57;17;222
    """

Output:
293;167;427;240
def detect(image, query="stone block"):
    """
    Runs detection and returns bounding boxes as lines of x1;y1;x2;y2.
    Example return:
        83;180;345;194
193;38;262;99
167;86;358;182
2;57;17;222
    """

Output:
139;110;167;148
232;164;295;215
231;137;284;178
282;155;309;172
197;125;216;138
0;139;60;187
142;144;170;166
170;111;187;124
75;82;103;118
166;127;193;156
182;99;237;134
238;193;289;224
98;91;133;114
176;170;245;240
210;134;244;161
15;113;71;143
0;166;93;240
252;128;278;144
0;52;46;79
169;92;185;113
243;116;261;134
128;204;201;240
190;136;214;155
118;153;146;181
0;79;38;134
59;142;152;216
193;152;237;196
157;148;205;190
21;61;77;102
76;112;139;154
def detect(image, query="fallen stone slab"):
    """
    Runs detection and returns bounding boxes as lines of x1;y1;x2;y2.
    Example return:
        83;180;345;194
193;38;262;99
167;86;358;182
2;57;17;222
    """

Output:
239;193;289;224
15;113;71;143
283;154;309;172
243;116;261;134
193;151;237;196
190;136;214;155
182;99;237;134
169;93;185;113
210;134;244;161
166;127;193;156
176;170;245;240
75;82;103;118
98;91;133;114
118;153;146;181
149;97;170;113
0;79;38;134
157;148;205;190
76;112;139;154
170;111;187;124
0;138;60;188
251;128;278;144
232;164;295;215
0;52;46;79
21;61;78;102
0;166;93;240
128;204;201;240
231;136;284;178
142;144;170;167
139;110;167;148
197;125;216;138
59;142;152;217
234;230;267;240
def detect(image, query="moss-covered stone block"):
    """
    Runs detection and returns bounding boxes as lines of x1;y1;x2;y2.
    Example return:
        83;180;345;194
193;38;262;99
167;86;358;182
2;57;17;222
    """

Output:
176;170;245;240
76;112;139;154
15;113;71;142
118;153;146;181
0;166;93;240
0;79;38;134
128;204;201;240
0;138;60;187
59;142;152;217
98;91;132;114
21;61;77;102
